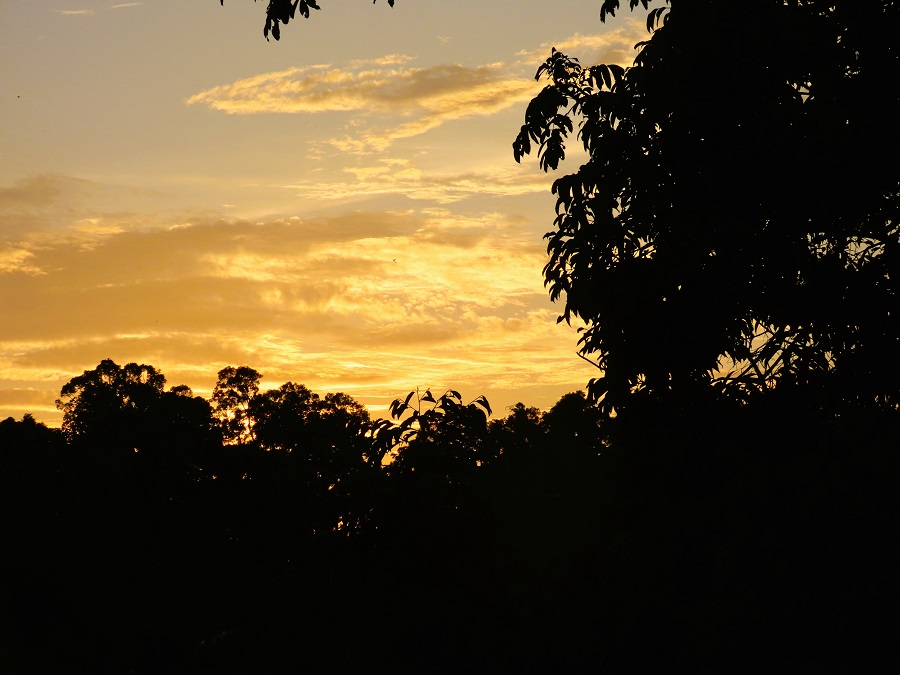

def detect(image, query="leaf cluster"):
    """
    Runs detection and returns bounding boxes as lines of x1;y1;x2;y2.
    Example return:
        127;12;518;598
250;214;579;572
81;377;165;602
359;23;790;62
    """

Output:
221;0;394;41
370;388;492;456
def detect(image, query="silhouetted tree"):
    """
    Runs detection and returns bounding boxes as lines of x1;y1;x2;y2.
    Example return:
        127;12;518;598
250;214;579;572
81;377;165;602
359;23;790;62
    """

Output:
250;381;318;452
56;358;166;443
516;0;900;411
55;359;216;459
385;388;492;482
248;382;377;535
212;365;262;445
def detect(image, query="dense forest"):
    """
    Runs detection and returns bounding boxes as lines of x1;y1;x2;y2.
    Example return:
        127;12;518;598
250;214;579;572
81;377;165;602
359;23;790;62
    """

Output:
4;0;900;671
2;357;898;672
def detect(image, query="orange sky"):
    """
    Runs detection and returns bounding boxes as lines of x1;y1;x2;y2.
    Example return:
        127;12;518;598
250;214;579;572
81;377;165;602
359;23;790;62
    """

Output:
0;1;648;425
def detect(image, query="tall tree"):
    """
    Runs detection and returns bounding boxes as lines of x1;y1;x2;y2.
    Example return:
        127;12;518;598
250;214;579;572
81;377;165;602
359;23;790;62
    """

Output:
515;0;900;411
212;365;262;445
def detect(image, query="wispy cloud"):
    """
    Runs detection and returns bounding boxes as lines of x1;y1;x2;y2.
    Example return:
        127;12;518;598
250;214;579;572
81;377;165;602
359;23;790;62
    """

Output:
347;54;415;68
283;158;553;204
0;248;45;276
187;59;542;152
187;60;538;116
53;4;143;17
187;23;647;153
515;19;648;67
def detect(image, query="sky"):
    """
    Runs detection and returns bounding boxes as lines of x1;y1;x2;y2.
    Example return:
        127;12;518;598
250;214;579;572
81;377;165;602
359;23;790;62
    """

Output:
0;1;649;426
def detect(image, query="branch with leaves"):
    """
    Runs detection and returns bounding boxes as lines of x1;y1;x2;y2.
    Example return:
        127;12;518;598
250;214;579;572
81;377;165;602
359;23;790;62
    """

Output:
368;388;491;460
221;0;395;40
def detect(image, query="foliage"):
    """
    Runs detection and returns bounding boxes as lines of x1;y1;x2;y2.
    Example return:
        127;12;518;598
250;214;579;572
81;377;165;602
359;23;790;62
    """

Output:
515;0;900;412
57;358;168;441
249;381;320;452
9;358;900;670
369;388;491;467
220;0;395;41
212;365;262;444
383;388;492;481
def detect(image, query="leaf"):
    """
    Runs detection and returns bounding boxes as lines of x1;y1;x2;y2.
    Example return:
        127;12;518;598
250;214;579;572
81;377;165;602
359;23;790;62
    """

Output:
421;390;436;403
647;6;667;33
513;128;532;163
475;395;493;417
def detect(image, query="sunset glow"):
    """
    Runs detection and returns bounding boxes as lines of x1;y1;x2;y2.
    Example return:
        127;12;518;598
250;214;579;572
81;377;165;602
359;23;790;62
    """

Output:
1;1;646;424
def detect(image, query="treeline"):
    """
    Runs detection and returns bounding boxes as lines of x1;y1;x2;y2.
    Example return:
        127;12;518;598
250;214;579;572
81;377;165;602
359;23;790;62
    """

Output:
2;359;898;672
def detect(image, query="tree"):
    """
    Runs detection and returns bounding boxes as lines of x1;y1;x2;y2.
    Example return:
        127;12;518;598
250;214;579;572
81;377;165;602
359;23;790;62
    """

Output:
515;0;900;412
384;389;492;484
55;359;217;475
211;365;262;444
251;383;372;489
57;358;167;442
250;381;317;452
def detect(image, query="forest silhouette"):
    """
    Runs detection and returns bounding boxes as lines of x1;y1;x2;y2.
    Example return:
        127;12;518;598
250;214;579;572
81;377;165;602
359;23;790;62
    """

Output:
4;0;900;671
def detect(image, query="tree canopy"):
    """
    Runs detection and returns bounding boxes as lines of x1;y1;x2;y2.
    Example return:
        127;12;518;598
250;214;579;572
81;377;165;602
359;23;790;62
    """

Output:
516;0;900;412
12;356;897;670
57;359;174;443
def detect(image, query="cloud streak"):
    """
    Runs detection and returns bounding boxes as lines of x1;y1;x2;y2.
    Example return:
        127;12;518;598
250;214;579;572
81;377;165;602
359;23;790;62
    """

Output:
283;159;553;204
53;4;144;15
187;60;541;151
515;20;647;67
186;23;647;152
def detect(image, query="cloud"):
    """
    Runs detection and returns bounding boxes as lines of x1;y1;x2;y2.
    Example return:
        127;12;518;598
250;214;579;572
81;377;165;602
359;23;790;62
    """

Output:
283;159;553;204
2;195;545;345
1;179;592;425
187;60;538;119
51;4;143;15
515;19;648;68
347;54;415;68
186;58;541;151
186;23;648;153
0;248;45;276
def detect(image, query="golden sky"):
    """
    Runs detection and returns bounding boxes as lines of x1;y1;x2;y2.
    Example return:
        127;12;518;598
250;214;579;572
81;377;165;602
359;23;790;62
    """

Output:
0;1;646;425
